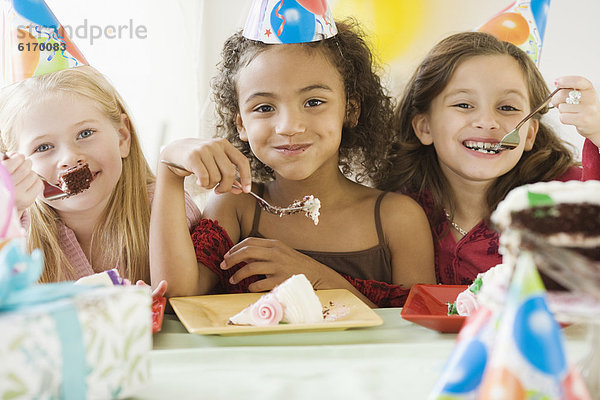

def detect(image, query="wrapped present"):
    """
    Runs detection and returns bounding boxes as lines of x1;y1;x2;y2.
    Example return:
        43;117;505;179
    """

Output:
0;240;152;399
75;268;167;333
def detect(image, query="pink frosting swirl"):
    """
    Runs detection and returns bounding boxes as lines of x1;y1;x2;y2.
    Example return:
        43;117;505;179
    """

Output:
456;290;480;316
250;294;284;326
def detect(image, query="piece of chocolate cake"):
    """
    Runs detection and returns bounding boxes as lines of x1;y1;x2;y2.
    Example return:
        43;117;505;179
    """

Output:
492;180;600;289
58;163;92;195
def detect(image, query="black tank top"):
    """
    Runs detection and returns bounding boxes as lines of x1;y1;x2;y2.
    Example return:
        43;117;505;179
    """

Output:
248;186;393;282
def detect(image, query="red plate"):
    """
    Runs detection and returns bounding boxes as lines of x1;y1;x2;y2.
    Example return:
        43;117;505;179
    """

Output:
400;284;468;333
152;296;167;333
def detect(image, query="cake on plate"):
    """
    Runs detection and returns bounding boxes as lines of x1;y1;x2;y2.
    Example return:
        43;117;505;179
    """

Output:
59;162;93;195
228;274;324;326
449;180;600;315
448;263;511;316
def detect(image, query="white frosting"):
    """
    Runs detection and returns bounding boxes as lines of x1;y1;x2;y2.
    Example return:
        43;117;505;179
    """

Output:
290;195;321;225
228;274;323;325
272;274;323;324
492;180;600;230
301;195;321;225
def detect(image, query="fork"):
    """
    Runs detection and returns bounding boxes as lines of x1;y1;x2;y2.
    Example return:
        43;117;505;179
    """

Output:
159;159;305;216
494;87;562;151
1;152;68;201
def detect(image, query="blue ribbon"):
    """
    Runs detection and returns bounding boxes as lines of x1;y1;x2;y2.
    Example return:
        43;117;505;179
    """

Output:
0;240;91;399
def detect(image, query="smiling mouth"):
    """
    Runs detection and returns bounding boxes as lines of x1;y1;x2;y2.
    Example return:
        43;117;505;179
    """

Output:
275;144;310;152
463;140;501;154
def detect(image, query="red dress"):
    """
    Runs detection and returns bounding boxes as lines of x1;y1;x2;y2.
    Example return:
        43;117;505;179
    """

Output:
416;139;600;285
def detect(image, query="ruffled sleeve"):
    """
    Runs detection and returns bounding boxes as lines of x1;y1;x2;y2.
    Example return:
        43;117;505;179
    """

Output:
190;219;259;294
340;274;410;308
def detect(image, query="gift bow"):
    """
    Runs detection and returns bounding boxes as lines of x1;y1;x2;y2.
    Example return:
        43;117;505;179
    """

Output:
0;239;92;399
0;239;91;310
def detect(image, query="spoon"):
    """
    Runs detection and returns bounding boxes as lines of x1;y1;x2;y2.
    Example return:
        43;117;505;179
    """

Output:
494;87;562;151
159;159;310;217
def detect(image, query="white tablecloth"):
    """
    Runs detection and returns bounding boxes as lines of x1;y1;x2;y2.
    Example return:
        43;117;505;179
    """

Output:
133;309;590;400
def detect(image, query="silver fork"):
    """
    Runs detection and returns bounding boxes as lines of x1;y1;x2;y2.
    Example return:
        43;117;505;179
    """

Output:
159;159;305;216
494;87;562;151
1;152;68;201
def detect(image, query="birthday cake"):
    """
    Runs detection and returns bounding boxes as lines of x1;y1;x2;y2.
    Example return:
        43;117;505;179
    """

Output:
448;263;511;316
492;180;600;261
59;163;93;195
228;274;324;326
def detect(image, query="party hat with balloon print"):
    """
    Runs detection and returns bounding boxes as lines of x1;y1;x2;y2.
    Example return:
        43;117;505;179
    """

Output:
428;307;498;400
243;0;337;44
478;251;591;400
477;0;551;66
1;0;88;88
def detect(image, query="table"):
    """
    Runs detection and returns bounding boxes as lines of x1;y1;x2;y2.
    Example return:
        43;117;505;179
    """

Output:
132;309;591;399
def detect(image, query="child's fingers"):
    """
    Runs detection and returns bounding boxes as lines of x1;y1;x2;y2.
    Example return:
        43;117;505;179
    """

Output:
221;238;276;269
194;151;222;189
552;76;594;104
554;76;593;91
247;276;284;292
152;280;168;297
228;261;273;285
224;144;252;192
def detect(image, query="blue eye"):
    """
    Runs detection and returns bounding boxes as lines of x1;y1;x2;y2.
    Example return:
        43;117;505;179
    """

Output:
305;99;324;107
34;143;52;153
78;129;95;139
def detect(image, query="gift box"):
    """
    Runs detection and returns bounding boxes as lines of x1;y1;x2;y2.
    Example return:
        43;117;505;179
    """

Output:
0;241;152;399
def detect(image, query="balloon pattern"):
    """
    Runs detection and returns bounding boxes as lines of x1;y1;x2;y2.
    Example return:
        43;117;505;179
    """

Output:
513;296;566;375
477;0;551;66
2;0;87;87
429;252;592;399
270;0;315;43
243;0;336;44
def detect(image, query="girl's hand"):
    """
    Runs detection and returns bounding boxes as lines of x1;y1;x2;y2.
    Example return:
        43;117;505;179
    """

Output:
220;237;339;292
0;153;43;215
160;138;252;194
136;279;168;298
554;76;600;147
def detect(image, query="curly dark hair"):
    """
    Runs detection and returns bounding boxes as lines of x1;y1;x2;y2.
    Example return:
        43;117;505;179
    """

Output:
377;31;575;224
211;18;395;184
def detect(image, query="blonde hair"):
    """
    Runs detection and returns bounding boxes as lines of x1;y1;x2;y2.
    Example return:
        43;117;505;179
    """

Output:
0;66;155;283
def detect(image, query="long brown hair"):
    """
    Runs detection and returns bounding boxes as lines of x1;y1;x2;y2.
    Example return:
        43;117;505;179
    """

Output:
211;18;395;185
378;31;575;224
0;66;155;283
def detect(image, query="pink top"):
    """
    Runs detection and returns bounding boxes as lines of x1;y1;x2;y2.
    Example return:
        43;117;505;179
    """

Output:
24;183;202;281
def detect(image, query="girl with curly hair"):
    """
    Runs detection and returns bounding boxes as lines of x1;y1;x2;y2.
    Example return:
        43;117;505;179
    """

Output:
377;31;600;286
151;19;435;307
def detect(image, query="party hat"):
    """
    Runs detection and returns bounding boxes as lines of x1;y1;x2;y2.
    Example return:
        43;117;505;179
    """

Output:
477;0;551;66
428;307;497;400
1;0;88;88
243;0;337;44
478;251;591;399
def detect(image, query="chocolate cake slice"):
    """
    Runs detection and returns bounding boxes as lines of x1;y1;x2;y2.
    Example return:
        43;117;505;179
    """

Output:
492;180;600;289
59;163;92;195
493;181;600;261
